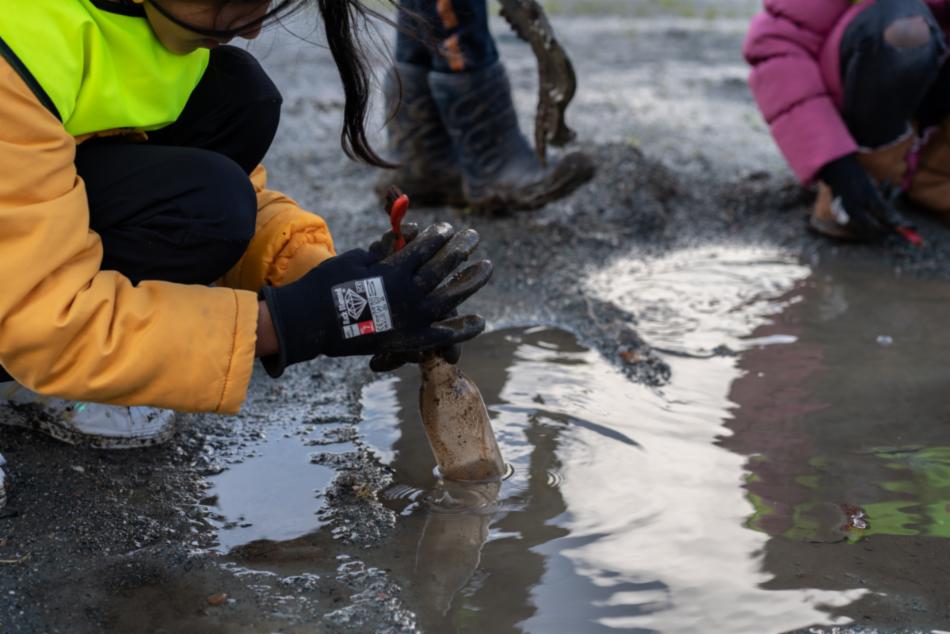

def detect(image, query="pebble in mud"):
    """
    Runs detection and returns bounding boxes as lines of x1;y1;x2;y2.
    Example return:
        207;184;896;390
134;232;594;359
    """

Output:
325;558;418;633
310;451;356;469
279;573;322;592
876;335;894;346
306;426;359;446
298;441;398;547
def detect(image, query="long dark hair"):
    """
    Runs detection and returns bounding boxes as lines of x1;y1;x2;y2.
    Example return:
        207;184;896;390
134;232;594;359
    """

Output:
314;0;398;168
150;0;400;167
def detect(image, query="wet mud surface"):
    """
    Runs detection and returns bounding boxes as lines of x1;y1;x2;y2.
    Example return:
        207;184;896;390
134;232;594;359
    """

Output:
6;1;950;632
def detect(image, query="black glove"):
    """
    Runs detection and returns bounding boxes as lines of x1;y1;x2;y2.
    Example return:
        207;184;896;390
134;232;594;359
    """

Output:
367;222;463;372
818;154;911;239
260;223;492;377
368;222;420;260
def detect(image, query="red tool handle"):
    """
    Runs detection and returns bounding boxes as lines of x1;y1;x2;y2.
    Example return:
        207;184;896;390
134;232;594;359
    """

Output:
386;187;410;252
896;225;925;248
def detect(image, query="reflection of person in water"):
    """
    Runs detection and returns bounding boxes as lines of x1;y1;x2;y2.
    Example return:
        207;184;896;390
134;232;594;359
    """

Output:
724;264;950;541
745;0;950;242
719;300;825;539
720;263;950;614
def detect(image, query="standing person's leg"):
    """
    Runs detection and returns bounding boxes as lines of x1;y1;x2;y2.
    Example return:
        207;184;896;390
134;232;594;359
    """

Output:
427;0;593;211
422;0;498;73
379;0;594;212
395;0;496;70
375;0;468;206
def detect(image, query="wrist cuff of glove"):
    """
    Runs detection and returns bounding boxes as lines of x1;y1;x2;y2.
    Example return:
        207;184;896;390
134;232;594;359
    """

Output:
259;286;291;378
818;154;864;192
259;285;325;379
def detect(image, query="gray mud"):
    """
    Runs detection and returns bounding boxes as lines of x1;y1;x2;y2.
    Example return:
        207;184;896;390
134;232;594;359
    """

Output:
4;1;950;632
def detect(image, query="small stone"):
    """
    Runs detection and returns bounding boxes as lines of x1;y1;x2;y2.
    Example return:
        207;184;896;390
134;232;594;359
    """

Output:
876;335;893;346
207;593;228;606
71;465;85;474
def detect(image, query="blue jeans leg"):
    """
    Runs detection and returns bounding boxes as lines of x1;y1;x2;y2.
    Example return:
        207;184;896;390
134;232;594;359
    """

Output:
397;0;499;72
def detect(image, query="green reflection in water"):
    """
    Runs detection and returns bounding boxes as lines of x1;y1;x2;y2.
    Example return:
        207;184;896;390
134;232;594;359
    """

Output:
744;491;776;530
744;446;950;542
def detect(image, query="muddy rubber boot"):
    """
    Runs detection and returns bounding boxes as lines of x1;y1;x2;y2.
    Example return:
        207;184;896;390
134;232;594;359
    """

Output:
375;63;466;208
428;60;595;213
810;132;915;239
909;117;950;221
0;381;176;448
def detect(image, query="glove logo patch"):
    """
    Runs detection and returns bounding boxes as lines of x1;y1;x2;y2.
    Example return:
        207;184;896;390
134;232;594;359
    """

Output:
332;277;393;340
342;289;368;320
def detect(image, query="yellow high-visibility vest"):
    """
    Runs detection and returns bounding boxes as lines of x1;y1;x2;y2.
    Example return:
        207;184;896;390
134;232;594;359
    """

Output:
0;0;209;137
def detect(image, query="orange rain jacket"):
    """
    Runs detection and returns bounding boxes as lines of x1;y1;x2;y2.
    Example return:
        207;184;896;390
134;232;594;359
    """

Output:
0;56;335;414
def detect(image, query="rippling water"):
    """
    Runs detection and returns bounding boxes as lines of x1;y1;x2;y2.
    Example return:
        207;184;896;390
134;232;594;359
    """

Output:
204;245;950;631
357;247;835;631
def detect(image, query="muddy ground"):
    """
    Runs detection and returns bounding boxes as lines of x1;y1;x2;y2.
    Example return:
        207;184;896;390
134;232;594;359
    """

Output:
4;1;950;632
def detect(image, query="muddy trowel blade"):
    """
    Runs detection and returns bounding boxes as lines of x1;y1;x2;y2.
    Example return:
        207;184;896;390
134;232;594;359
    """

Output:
499;0;578;165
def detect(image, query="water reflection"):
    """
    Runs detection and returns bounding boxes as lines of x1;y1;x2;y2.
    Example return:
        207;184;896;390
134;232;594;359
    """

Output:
363;305;859;633
196;245;950;631
205;430;346;551
369;328;577;631
587;246;812;357
411;479;501;616
721;254;950;626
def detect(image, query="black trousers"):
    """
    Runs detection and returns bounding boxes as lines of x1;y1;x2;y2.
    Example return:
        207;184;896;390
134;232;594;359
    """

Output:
0;45;282;383
841;0;949;147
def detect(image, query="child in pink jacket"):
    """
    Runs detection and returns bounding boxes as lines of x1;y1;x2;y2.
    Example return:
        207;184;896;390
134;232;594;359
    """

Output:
745;0;950;240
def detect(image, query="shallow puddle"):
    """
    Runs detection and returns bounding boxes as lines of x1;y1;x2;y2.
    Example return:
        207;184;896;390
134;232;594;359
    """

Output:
359;256;854;632
205;429;352;551
359;246;950;632
203;245;950;632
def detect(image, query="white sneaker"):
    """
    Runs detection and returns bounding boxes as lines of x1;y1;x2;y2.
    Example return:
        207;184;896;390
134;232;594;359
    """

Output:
0;381;175;448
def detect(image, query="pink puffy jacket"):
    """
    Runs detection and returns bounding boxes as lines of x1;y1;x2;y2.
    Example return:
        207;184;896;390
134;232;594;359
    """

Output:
744;0;950;184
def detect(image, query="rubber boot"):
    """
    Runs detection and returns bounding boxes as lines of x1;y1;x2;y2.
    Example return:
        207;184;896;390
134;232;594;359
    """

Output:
428;60;595;213
375;63;466;208
908;116;950;221
810;131;915;239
